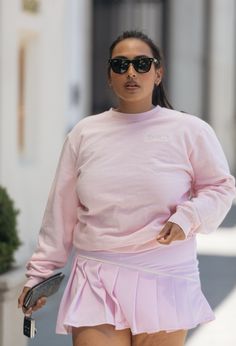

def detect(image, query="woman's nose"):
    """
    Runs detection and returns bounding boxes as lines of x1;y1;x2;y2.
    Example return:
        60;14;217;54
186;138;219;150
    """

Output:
127;63;136;77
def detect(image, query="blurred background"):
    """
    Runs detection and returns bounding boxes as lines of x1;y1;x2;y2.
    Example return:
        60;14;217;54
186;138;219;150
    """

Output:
0;0;235;345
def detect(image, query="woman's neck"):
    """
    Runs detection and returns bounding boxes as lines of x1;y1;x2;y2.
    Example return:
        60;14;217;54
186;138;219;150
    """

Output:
116;100;154;114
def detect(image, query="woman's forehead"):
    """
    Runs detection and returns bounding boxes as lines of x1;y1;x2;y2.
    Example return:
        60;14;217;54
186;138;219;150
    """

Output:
111;38;153;58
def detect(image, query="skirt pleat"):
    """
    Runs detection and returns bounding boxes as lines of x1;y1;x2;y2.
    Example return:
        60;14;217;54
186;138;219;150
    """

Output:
56;251;215;335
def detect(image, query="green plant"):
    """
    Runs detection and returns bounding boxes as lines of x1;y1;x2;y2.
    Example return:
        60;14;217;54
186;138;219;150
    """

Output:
0;186;21;274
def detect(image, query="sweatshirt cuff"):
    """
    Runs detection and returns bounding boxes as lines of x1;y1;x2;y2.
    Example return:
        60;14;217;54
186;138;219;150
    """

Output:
168;213;196;238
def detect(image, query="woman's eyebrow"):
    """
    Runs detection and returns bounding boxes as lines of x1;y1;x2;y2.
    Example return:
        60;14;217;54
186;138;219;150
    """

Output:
134;55;150;59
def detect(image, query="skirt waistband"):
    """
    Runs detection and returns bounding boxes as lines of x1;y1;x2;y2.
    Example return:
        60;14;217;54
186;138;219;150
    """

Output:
76;247;199;282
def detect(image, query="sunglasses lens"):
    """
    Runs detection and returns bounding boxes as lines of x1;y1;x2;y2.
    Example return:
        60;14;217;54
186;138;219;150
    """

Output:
110;59;129;74
134;58;152;73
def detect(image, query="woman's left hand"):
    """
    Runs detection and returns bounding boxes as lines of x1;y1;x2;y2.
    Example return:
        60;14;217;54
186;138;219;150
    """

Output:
156;221;186;245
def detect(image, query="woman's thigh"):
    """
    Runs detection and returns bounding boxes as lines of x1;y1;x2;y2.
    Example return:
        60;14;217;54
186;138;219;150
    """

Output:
132;329;188;346
72;324;132;346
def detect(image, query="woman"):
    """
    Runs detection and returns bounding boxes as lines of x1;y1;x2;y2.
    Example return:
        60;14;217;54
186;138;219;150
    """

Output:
18;31;236;346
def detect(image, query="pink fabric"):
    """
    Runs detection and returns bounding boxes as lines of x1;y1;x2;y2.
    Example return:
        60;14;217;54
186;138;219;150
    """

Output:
56;239;215;334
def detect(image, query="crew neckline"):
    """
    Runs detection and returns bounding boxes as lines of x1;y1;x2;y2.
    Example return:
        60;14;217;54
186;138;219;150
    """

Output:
109;105;161;122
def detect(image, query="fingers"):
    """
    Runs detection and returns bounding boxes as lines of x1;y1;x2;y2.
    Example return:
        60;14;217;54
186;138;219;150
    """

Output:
156;222;172;241
31;297;47;312
18;286;47;314
18;286;31;309
156;222;185;245
22;297;47;315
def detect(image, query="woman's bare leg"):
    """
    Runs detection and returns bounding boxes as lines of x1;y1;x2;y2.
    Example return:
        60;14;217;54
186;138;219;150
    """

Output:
72;324;131;346
132;329;188;346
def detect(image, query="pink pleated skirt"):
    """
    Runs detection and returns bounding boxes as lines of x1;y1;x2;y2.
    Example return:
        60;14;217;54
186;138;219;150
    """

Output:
56;237;215;335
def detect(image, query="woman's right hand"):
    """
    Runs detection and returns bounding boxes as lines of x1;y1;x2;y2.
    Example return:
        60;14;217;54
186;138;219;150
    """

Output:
18;286;47;315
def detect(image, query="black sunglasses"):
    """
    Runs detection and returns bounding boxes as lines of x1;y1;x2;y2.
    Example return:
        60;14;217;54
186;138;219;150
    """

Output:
108;57;159;74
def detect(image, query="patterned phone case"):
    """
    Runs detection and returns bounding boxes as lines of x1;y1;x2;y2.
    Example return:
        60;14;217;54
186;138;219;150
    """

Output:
23;272;65;309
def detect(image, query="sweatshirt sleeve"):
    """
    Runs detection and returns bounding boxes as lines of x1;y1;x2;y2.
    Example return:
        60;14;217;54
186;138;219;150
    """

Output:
25;135;79;287
168;122;236;238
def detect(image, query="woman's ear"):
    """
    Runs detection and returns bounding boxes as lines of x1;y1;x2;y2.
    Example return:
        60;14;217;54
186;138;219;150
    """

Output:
155;67;163;86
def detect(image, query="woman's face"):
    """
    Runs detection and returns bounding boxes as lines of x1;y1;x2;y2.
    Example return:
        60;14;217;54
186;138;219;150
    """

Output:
108;38;162;112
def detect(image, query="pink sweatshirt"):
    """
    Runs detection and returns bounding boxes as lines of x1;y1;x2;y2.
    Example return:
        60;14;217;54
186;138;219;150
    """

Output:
26;106;236;286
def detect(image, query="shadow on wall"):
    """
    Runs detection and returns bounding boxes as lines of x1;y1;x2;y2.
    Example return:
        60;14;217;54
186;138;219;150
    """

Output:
199;255;236;311
220;203;236;228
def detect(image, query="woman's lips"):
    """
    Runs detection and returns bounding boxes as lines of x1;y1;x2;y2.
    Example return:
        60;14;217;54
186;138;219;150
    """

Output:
124;81;140;90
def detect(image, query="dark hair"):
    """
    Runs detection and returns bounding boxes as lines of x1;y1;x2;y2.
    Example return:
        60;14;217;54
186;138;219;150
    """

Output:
108;30;173;109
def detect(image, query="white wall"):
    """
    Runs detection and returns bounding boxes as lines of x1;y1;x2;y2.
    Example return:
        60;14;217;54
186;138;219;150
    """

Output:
0;0;67;265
